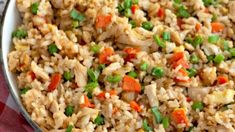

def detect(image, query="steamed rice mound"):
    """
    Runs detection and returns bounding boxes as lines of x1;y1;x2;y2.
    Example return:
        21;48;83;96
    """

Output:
8;0;235;131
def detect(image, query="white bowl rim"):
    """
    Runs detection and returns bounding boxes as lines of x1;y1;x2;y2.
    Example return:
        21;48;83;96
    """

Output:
0;0;41;131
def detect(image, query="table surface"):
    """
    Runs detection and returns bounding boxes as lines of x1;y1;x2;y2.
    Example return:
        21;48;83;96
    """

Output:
0;0;33;131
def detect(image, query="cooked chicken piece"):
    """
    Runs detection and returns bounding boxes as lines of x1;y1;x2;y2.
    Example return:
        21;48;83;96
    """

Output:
144;83;159;107
200;67;217;85
31;61;49;81
188;87;211;101
74;61;87;87
204;89;235;105
229;1;235;22
102;62;121;75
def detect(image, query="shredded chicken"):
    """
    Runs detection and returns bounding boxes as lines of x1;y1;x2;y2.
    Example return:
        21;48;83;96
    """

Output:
74;61;87;87
31;61;49;81
144;83;159;107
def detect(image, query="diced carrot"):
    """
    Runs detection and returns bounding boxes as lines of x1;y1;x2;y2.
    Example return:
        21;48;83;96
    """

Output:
80;95;95;108
95;14;112;28
177;19;184;30
131;5;138;14
48;73;61;92
123;47;140;55
170;52;184;63
129;101;141;112
172;108;189;126
97;90;117;100
211;22;224;33
217;76;228;84
123;47;140;62
157;8;165;19
122;75;141;93
28;71;36;81
99;48;114;64
195;23;201;31
172;58;190;69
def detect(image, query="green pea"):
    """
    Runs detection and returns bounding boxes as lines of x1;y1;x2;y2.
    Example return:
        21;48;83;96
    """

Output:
190;55;199;64
70;9;85;21
213;54;224;64
142;21;154;31
152;67;164;78
87;69;99;82
85;82;99;93
128;71;138;78
66;125;73;132
208;35;219;44
65;105;74;116
48;43;59;55
192;101;204;111
107;75;121;83
187;68;197;78
162;31;171;41
94;114;105;125
140;62;149;71
129;20;137;28
63;71;73;81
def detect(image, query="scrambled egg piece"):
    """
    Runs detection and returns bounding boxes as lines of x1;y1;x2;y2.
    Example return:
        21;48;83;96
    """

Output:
205;89;235;105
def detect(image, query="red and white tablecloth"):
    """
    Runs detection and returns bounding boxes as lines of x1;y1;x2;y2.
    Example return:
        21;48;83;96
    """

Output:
0;68;33;131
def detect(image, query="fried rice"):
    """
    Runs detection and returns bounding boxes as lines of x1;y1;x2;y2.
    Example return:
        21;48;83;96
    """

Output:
8;0;235;131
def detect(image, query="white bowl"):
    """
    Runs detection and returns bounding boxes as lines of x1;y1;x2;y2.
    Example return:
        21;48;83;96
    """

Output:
1;0;41;131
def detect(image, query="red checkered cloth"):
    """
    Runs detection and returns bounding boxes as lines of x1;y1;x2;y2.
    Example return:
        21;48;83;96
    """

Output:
0;68;33;132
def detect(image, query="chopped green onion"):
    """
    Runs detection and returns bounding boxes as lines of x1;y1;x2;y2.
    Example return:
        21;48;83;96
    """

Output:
143;119;153;132
176;6;190;18
213;54;224;64
188;126;194;132
98;64;106;71
151;106;162;123
107;75;121;83
208;35;219;44
72;20;79;28
162;32;171;41
153;35;166;48
31;2;39;15
117;4;125;14
132;0;139;4
87;92;93;99
63;71;73;81
66;125;73;132
87;69;99;82
152;67;164;78
203;0;216;6
48;43;59;55
142;21;154;31
20;87;30;94
212;14;217;22
192;35;203;47
124;0;132;9
190;55;199;64
140;62;149;71
65;105;74;116
70;9;85;21
187;68;197;78
207;55;214;63
229;48;235;57
162;117;170;128
12;29;27;39
174;0;181;4
94;114;105;125
90;44;101;54
124;8;132;17
128;71;138;78
85;82;99;93
223;40;229;51
192;101;204;111
129;20;137;28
